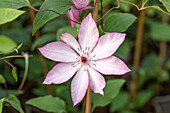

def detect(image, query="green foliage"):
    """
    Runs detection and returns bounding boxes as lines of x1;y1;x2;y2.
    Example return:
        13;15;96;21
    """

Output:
0;98;4;113
31;34;56;51
114;39;131;59
57;26;78;41
146;5;170;15
0;29;32;46
0;90;23;99
0;74;5;84
103;13;137;33
12;67;17;82
129;90;153;109
110;92;130;112
4;94;24;113
141;54;161;74
26;95;66;113
0;35;17;53
32;0;73;35
92;79;125;108
149;21;170;41
0;0;30;9
0;8;25;25
159;0;170;12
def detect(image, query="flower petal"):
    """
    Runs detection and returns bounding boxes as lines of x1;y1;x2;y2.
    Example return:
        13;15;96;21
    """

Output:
71;66;89;106
78;13;99;53
87;67;105;95
79;5;93;12
72;0;89;9
66;7;79;28
39;42;78;62
90;33;126;60
91;56;131;75
60;33;81;54
43;62;81;84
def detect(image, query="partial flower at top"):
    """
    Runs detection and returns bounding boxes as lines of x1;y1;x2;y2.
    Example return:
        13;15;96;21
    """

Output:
66;0;93;27
39;13;131;106
44;0;92;27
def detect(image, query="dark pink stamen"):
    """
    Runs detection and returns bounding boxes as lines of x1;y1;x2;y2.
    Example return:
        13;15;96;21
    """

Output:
81;56;87;63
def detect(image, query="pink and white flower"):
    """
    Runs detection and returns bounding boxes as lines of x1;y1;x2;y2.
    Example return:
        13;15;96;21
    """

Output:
39;13;131;106
66;0;93;27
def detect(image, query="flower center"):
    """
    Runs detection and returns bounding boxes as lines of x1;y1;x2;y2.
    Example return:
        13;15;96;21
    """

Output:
81;56;87;63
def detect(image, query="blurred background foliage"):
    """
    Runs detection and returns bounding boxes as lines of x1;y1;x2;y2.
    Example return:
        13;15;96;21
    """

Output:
0;0;170;113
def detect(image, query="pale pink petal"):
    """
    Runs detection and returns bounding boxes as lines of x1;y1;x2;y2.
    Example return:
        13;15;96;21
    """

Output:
60;33;81;54
91;56;131;75
90;33;126;60
87;66;105;95
43;62;81;84
39;42;78;62
78;13;99;53
66;7;79;28
80;5;93;11
72;0;89;9
71;66;89;106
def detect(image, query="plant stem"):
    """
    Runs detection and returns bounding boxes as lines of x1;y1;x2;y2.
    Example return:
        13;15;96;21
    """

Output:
100;0;103;28
159;14;168;60
17;53;29;93
85;87;91;113
29;6;80;24
29;0;54;96
130;9;145;100
97;0;120;22
92;0;99;22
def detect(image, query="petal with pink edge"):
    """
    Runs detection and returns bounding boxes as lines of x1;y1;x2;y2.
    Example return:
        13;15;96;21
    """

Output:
66;7;79;28
39;42;78;62
71;66;89;106
90;33;126;60
43;62;81;84
87;66;106;95
91;56;131;75
79;5;93;12
72;0;89;9
61;33;81;54
78;13;99;53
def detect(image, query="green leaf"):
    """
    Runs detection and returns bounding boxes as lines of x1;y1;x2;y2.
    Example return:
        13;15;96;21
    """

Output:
146;5;170;15
12;67;17;82
0;74;5;84
0;0;30;9
0;35;17;53
0;89;23;99
0;98;5;113
4;94;24;113
141;54;161;73
31;34;56;51
32;0;72;35
150;21;170;41
159;0;170;12
114;39;131;59
26;95;66;113
110;92;129;112
57;26;78;41
92;79;125;108
143;0;149;6
103;13;136;32
0;8;25;25
129;90;153;109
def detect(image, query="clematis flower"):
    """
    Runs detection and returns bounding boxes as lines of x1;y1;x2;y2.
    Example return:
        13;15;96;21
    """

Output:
39;13;131;106
66;0;93;27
